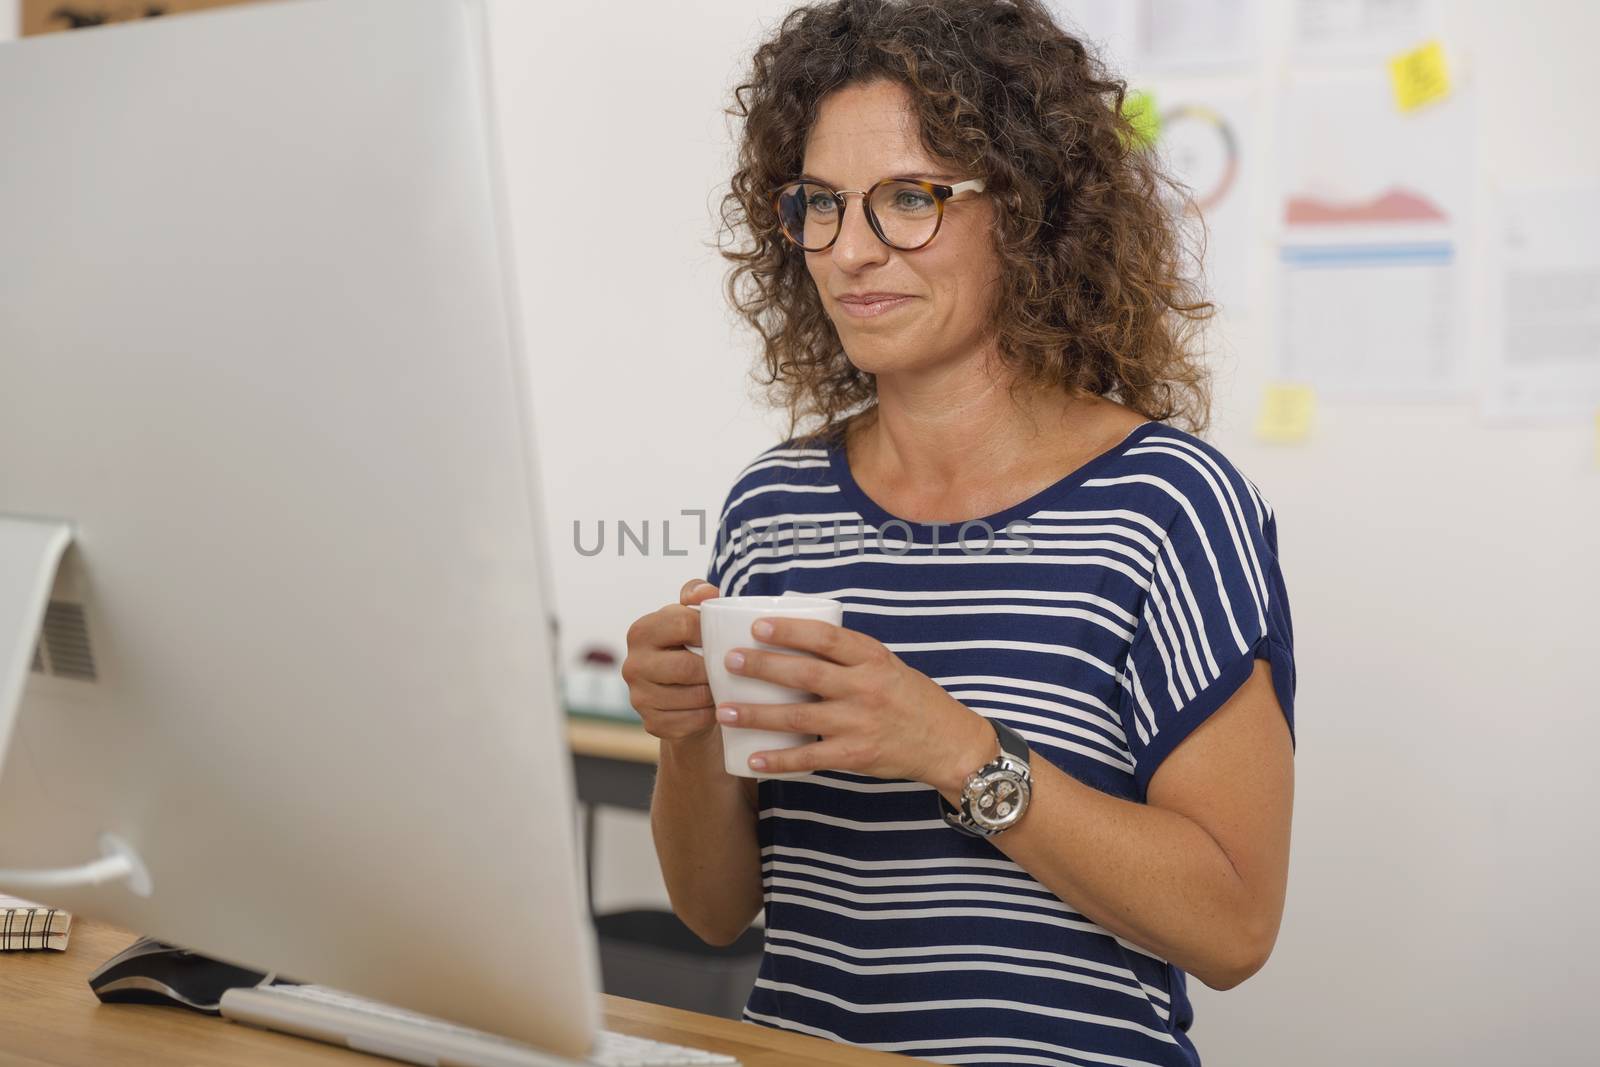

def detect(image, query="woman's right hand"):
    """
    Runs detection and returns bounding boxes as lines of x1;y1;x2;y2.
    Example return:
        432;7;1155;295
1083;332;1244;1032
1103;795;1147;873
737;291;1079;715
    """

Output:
621;578;723;743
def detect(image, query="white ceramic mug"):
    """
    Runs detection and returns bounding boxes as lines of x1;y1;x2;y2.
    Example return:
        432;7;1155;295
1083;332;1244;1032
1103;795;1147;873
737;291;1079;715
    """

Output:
685;594;845;779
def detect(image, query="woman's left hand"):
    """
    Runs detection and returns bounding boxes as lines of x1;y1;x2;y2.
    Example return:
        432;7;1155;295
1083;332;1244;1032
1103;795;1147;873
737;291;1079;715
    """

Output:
716;616;996;794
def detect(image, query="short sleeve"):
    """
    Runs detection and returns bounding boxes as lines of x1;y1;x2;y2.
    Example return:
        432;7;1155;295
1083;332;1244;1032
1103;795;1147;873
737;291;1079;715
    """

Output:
1116;472;1297;799
705;481;740;593
710;502;732;588
703;437;815;595
705;445;780;594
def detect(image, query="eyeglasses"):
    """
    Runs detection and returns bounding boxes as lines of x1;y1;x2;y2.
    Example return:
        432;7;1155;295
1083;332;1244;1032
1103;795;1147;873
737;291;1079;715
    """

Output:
770;176;987;253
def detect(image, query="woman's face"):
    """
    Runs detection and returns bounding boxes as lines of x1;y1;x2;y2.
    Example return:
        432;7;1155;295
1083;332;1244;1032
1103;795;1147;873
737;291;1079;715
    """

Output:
799;79;1002;379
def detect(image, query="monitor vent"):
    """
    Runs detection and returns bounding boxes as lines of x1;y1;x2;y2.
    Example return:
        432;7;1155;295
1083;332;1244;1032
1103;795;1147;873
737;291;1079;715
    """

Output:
41;601;97;682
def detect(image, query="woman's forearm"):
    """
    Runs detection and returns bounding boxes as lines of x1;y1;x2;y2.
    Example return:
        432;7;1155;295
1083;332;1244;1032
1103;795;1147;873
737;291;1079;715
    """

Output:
650;730;763;946
935;752;1263;990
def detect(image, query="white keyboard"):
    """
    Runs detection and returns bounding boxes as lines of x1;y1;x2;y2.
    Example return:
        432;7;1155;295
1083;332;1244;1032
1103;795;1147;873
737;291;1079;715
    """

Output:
217;982;739;1067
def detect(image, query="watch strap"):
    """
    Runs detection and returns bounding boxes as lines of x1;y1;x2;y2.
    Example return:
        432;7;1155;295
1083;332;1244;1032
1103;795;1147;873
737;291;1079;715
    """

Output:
992;718;1029;766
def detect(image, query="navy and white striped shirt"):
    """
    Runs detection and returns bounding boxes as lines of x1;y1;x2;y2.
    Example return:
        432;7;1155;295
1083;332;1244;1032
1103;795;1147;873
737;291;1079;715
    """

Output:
704;419;1297;1067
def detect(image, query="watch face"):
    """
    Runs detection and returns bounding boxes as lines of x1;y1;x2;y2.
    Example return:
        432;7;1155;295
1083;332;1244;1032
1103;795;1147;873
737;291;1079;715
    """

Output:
966;767;1030;831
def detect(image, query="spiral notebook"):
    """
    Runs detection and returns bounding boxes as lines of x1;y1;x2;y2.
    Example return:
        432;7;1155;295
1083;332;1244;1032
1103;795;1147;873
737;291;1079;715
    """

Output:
0;894;72;951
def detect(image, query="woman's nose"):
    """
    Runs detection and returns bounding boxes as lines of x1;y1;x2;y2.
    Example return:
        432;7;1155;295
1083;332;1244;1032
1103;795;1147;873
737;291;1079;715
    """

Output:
829;193;890;269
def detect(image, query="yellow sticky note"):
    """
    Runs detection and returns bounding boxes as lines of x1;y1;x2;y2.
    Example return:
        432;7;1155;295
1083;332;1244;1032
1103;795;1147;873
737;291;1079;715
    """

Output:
1122;89;1160;148
1255;384;1316;444
1389;40;1451;112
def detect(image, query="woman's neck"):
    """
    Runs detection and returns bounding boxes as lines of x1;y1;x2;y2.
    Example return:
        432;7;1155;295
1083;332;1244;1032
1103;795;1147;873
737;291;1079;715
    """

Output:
849;374;1098;492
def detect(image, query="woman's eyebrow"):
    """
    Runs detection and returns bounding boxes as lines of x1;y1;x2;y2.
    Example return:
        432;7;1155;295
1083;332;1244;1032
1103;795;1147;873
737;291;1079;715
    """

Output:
799;171;964;186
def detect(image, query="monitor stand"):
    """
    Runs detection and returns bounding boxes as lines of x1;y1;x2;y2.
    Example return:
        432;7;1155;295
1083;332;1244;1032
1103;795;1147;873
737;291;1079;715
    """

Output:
0;515;150;897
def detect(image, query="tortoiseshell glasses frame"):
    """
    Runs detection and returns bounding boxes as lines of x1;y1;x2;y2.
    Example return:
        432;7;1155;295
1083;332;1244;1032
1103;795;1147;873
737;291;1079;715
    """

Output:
770;176;988;253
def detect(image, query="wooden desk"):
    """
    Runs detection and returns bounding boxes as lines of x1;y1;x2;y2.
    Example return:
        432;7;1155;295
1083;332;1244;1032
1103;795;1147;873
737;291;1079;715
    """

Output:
567;718;660;815
566;718;660;766
0;919;915;1066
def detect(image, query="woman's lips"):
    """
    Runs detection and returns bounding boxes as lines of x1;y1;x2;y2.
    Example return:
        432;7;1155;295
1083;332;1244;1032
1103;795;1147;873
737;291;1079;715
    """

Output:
836;295;914;318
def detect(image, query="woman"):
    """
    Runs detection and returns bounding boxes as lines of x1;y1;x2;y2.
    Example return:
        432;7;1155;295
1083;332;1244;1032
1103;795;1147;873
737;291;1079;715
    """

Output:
622;2;1296;1064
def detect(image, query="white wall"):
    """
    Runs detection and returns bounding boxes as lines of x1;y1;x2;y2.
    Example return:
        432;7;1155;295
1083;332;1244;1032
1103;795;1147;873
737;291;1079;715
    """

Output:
483;0;802;918
1192;5;1600;1062
488;2;1599;1064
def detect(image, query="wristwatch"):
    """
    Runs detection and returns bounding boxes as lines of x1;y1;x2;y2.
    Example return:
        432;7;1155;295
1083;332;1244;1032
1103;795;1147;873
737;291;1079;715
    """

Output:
939;717;1032;838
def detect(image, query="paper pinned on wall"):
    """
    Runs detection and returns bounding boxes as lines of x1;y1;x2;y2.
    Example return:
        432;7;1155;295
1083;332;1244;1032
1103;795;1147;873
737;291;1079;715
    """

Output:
1293;0;1444;63
1143;87;1256;311
1483;185;1600;420
1273;72;1473;398
1136;0;1259;73
1048;0;1260;76
1255;384;1317;443
1389;40;1451;111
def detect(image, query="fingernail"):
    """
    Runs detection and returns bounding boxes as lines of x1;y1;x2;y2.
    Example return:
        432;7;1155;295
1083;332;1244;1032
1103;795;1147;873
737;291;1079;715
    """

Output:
749;756;767;770
716;704;739;723
752;620;773;639
726;650;745;670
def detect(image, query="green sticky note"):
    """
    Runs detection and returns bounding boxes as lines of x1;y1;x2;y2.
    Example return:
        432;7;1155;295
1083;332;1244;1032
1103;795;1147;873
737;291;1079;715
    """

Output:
1122;89;1160;148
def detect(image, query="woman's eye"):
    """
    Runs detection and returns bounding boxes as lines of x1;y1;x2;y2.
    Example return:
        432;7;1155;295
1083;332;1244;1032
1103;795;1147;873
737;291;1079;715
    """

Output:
895;192;933;210
806;195;837;213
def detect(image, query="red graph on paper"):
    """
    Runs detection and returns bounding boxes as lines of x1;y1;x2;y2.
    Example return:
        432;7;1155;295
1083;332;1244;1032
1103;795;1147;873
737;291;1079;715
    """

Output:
1284;188;1447;226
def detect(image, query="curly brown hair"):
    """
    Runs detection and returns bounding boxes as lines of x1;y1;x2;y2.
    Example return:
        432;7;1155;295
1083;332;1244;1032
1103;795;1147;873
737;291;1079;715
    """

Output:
714;0;1215;446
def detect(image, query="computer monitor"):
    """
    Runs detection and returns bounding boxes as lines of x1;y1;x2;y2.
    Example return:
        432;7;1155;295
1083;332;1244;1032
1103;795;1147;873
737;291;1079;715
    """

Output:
0;0;603;1058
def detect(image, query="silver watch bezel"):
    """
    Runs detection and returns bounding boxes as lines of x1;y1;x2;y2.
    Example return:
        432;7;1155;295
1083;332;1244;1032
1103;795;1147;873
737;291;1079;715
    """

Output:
960;753;1031;833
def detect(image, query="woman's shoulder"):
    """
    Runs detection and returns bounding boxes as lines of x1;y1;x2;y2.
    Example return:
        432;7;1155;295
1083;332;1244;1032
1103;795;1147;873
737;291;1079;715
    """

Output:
1102;421;1278;541
728;434;834;487
710;434;838;524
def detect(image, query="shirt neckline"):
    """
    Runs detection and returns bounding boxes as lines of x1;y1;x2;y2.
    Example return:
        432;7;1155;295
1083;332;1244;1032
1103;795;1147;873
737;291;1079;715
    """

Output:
825;419;1161;538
